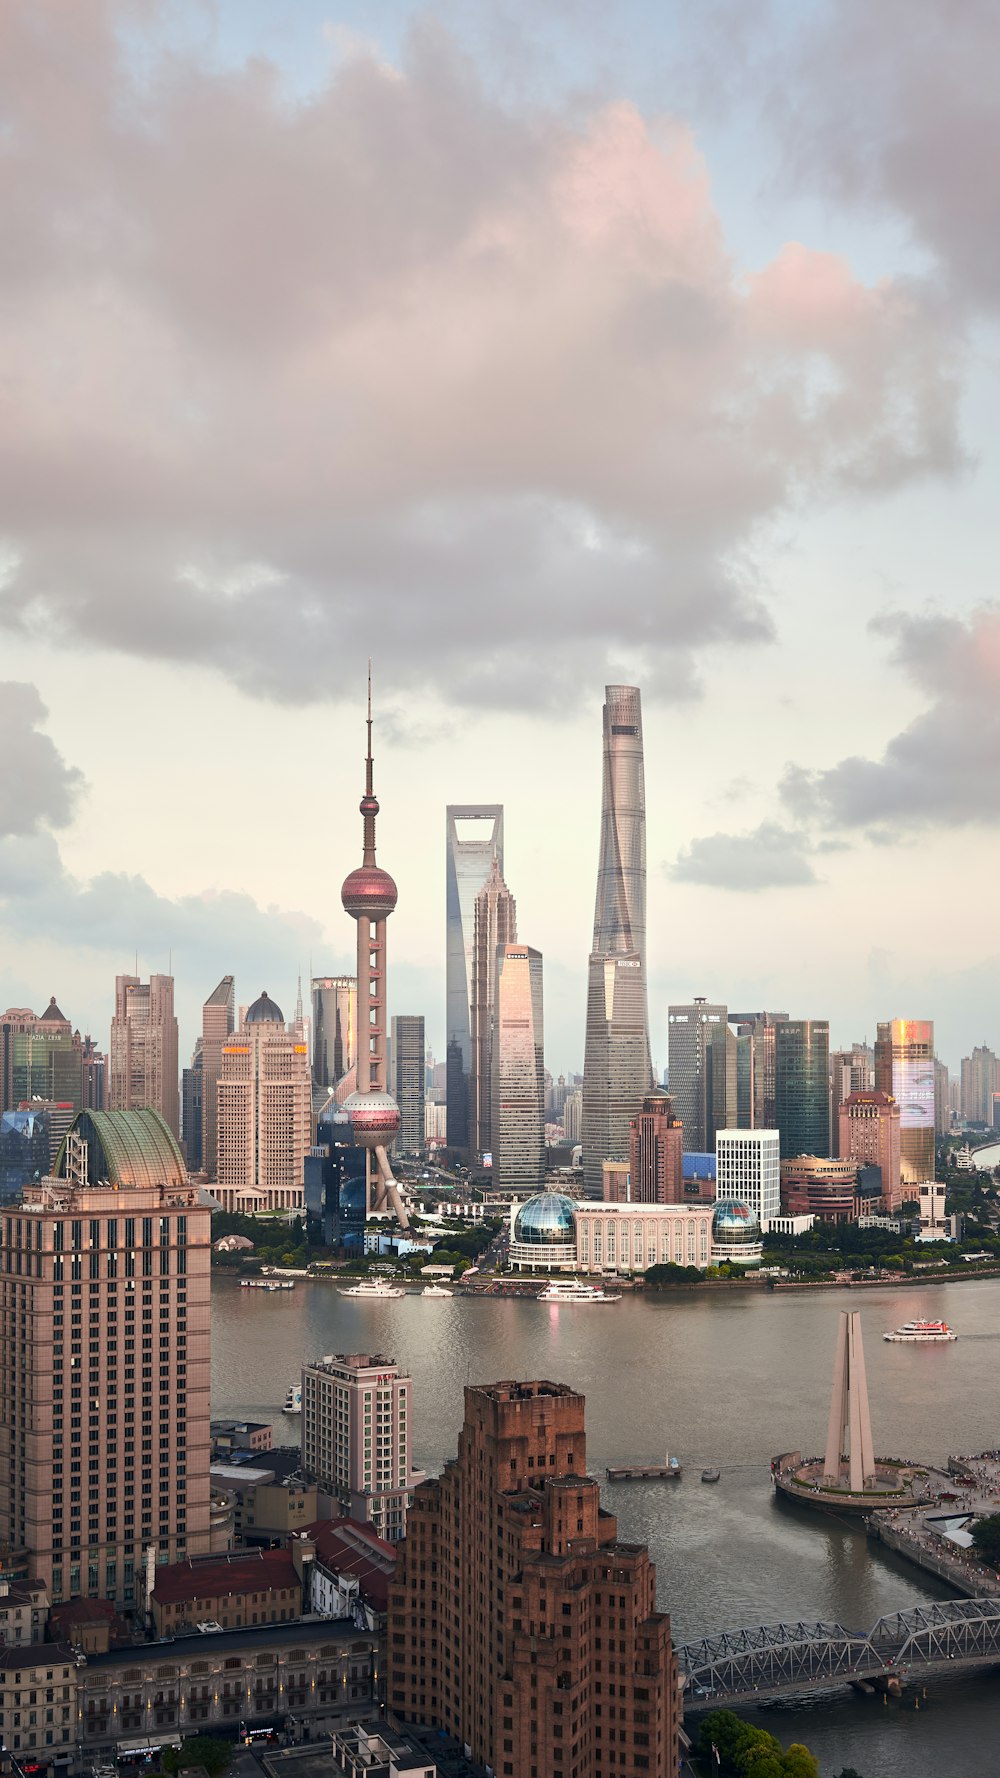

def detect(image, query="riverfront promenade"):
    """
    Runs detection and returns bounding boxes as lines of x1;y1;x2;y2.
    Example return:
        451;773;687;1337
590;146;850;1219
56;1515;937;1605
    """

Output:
868;1450;1000;1598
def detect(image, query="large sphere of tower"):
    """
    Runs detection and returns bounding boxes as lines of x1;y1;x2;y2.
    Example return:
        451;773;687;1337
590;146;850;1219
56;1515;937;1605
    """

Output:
341;1089;401;1149
341;865;398;920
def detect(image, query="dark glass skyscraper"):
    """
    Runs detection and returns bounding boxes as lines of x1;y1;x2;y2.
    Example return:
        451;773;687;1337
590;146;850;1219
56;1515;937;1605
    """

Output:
582;686;652;1198
774;1019;830;1158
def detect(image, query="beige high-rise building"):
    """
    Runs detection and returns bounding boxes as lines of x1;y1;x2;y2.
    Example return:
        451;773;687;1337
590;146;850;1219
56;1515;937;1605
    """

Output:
470;855;517;1159
960;1046;1000;1125
216;991;311;1212
491;944;544;1190
0;1108;211;1610
109;975;180;1136
200;975;235;1181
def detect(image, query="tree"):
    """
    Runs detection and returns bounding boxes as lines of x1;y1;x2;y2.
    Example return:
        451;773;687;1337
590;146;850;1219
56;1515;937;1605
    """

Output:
971;1513;1000;1567
697;1710;819;1778
161;1737;232;1776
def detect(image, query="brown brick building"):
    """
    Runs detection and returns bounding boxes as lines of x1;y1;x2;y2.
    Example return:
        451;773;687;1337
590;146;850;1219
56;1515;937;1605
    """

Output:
387;1380;679;1778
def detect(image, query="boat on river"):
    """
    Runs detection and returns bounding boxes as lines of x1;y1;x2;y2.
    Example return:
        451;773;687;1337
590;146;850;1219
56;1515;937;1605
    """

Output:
538;1278;621;1304
340;1277;406;1299
240;1279;295;1291
883;1318;957;1343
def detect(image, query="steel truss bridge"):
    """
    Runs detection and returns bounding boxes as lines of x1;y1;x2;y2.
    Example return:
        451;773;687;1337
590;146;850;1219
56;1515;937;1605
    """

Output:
678;1597;1000;1708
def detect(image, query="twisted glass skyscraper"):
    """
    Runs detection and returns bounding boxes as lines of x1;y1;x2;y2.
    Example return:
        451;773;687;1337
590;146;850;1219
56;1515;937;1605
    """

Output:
582;686;652;1198
445;805;504;1152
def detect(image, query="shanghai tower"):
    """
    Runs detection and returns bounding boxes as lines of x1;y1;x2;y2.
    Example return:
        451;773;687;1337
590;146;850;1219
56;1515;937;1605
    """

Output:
582;685;653;1198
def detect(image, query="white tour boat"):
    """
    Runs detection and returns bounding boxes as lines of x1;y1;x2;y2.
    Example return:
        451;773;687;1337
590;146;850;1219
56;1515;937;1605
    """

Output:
422;1283;453;1298
339;1277;406;1299
537;1278;621;1304
282;1384;302;1414
883;1318;957;1343
240;1278;295;1291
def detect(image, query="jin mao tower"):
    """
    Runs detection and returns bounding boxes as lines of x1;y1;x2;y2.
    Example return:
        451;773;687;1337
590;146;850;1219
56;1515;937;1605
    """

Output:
340;672;409;1226
581;686;652;1198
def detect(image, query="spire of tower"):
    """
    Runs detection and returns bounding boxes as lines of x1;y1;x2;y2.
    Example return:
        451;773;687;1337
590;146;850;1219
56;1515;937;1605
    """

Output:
295;973;303;1026
361;660;379;866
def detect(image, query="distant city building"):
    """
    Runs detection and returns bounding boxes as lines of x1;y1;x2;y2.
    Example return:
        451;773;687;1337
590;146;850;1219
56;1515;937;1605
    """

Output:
16;1098;75;1169
960;1045;1000;1124
1;1001;82;1114
469;854;517;1157
181;1043;203;1171
301;1352;415;1543
935;1059;952;1137
682;1149;717;1203
386;1380;679;1774
774;1020;830;1158
216;991;311;1212
491;945;545;1191
391;1015;425;1154
667;1000;729;1151
80;1034;106;1111
830;1043;874;1153
0;1108;50;1201
445;805;504;1153
838;1089;902;1210
781;1154;860;1222
562;1087;583;1143
875;1019;935;1187
304;1104;367;1248
628;1091;684;1203
200;974;235;1179
108;973;179;1135
729;1011;789;1129
312;975;357;1095
716;1129;781;1226
0;1108;210;1607
582;686;652;1197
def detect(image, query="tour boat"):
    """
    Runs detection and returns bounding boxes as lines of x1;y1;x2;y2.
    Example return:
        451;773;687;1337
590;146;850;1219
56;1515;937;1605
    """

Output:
421;1283;453;1298
239;1278;295;1291
282;1384;302;1414
340;1277;406;1299
537;1279;621;1304
883;1318;957;1343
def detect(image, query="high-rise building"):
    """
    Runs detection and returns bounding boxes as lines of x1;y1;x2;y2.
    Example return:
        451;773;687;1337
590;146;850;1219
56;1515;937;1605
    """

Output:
181;1043;203;1172
386;1379;679;1777
629;1091;684;1203
312;976;357;1095
582;686;652;1197
562;1088;583;1144
340;674;408;1225
1;1002;82;1114
875;1020;935;1188
109;974;179;1136
830;1043;874;1154
934;1058;951;1138
470;855;517;1157
667;1000;728;1151
730;1011;790;1129
774;1020;830;1159
838;1089;902;1209
491;945;545;1191
80;1035;106;1111
716;1129;780;1226
216;992;312;1212
301;1352;415;1543
960;1046;1000;1124
0;1108;211;1608
200;975;234;1179
391;1016;425;1155
0;1108;51;1201
445;805;504;1153
735;1031;755;1127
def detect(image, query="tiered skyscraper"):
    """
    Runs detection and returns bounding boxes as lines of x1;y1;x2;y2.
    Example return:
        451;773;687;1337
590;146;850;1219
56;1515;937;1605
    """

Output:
470;853;517;1158
216;991;311;1212
491;944;545;1190
109;974;180;1136
445;804;504;1153
340;673;408;1225
581;686;652;1198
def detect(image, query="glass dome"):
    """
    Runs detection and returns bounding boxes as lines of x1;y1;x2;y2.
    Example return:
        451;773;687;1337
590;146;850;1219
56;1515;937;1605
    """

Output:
246;990;284;1025
513;1192;577;1247
711;1199;761;1246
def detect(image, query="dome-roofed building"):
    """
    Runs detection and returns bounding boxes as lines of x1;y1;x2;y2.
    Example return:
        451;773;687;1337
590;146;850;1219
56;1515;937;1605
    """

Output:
711;1198;763;1269
54;1108;187;1191
245;990;284;1025
509;1191;578;1272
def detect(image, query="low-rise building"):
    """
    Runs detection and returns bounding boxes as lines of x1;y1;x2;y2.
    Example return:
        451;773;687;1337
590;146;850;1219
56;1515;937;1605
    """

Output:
78;1620;378;1758
781;1155;859;1223
211;1420;274;1459
332;1721;437;1777
0;1640;78;1765
303;1519;396;1630
150;1545;310;1638
0;1578;48;1645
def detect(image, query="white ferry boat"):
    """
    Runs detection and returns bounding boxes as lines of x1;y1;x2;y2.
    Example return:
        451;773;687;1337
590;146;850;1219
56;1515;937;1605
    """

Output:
537;1278;621;1304
282;1384;302;1414
883;1318;957;1343
422;1283;453;1298
239;1279;295;1291
339;1277;406;1299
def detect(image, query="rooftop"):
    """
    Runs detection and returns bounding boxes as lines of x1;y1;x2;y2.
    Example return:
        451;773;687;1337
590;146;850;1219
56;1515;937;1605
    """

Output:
0;1641;76;1674
303;1519;397;1612
151;1547;299;1607
87;1618;375;1672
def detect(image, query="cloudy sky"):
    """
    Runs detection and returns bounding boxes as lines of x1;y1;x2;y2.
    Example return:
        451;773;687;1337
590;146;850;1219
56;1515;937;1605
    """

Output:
2;0;999;1076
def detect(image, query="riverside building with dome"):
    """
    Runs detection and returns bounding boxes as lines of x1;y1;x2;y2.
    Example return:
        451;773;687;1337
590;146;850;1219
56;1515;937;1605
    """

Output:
215;990;312;1212
507;1190;762;1275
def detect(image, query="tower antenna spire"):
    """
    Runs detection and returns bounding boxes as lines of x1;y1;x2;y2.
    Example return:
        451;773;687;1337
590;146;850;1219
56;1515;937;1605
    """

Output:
366;657;373;798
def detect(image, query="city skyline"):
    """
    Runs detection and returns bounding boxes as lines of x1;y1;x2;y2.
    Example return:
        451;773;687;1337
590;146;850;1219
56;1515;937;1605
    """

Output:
4;3;1000;1082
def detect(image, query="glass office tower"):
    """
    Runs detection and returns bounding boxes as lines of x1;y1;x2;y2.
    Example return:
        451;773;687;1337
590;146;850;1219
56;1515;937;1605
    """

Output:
774;1019;831;1158
445;805;503;1152
875;1019;935;1187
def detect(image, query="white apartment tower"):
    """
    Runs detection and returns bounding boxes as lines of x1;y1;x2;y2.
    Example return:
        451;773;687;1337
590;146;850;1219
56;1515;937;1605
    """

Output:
715;1128;781;1227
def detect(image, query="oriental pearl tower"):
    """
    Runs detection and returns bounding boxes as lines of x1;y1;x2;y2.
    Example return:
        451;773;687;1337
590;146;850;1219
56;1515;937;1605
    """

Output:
340;669;410;1228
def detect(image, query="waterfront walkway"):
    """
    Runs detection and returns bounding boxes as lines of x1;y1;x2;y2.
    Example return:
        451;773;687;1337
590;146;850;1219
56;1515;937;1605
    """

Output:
678;1597;1000;1709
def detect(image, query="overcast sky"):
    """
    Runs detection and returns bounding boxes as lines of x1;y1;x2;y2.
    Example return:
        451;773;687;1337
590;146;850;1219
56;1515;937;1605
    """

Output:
2;0;999;1076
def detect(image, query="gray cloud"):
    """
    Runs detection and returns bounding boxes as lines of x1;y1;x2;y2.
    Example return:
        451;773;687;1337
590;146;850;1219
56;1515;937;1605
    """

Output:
670;821;818;891
0;683;83;836
0;2;963;710
780;606;1000;830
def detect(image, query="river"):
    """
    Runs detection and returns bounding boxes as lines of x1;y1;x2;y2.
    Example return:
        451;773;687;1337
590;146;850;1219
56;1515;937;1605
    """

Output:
211;1274;1000;1776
